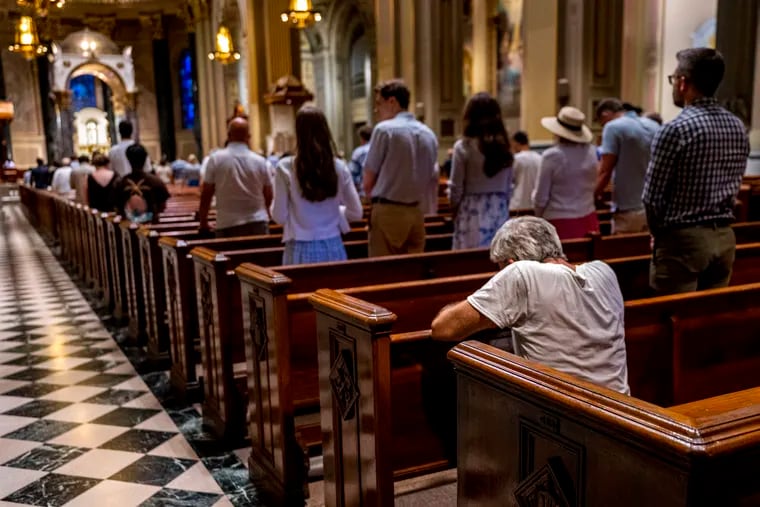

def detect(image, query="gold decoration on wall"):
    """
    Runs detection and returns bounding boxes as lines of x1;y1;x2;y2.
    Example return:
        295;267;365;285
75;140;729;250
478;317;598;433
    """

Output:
84;15;116;38
16;0;65;19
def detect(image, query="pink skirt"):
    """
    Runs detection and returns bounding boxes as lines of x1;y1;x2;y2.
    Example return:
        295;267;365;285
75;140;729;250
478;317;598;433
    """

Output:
548;212;600;240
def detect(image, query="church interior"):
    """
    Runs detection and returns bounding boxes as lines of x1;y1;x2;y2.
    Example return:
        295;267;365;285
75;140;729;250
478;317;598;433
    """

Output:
1;0;760;506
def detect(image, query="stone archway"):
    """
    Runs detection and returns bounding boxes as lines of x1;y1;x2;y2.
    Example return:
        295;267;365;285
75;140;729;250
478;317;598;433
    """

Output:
48;29;137;158
304;0;376;153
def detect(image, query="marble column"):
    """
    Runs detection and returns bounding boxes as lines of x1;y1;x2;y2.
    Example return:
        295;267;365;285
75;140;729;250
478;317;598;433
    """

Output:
53;91;74;159
239;0;269;152
716;0;758;127
149;14;177;160
471;0;498;95
36;55;57;163
620;0;663;114
102;81;118;147
125;92;140;142
411;0;464;155
374;0;398;81
0;48;10;162
195;17;223;154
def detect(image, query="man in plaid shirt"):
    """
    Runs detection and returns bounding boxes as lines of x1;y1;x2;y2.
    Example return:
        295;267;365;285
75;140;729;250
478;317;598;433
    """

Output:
643;48;750;295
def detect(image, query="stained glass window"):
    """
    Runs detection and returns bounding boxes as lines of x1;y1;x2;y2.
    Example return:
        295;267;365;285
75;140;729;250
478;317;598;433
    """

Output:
70;75;97;112
179;49;196;129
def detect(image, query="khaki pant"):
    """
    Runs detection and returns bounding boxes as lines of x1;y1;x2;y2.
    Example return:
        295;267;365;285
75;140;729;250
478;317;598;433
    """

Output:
368;203;425;257
650;225;735;295
612;209;649;234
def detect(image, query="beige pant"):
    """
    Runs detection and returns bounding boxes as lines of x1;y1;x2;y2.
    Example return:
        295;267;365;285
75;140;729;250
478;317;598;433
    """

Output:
612;209;649;234
368;203;425;257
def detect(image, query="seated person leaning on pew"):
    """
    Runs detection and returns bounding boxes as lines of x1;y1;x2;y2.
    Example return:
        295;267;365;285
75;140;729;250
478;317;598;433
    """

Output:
431;216;629;394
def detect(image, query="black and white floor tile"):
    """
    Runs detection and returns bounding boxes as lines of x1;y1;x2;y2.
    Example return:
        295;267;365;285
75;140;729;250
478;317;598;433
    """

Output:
0;202;259;506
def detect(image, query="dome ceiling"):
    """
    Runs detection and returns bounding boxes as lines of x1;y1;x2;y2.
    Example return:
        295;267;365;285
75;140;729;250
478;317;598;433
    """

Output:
59;28;120;54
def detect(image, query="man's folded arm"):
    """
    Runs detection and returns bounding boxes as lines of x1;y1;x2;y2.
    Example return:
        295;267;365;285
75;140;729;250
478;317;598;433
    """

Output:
431;300;498;342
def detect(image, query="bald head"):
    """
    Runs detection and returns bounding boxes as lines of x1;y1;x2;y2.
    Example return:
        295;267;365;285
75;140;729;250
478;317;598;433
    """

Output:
227;117;250;144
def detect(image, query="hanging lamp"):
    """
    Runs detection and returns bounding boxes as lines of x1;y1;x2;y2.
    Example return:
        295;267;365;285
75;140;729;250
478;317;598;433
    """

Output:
280;0;322;29
208;24;240;64
8;16;47;60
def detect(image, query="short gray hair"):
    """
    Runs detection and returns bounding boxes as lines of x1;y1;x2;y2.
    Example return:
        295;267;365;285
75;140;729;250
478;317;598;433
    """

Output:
489;217;566;264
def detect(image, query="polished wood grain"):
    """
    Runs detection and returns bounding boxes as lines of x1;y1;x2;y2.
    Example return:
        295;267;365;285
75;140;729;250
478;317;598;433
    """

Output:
450;340;760;506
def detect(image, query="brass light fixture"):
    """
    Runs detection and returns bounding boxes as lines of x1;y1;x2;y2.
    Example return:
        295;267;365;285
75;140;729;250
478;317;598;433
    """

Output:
9;0;65;60
8;15;47;60
16;0;65;18
208;24;240;64
280;0;322;29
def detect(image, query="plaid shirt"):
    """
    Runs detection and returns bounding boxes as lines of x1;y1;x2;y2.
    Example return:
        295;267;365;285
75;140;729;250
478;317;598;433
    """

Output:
642;97;749;231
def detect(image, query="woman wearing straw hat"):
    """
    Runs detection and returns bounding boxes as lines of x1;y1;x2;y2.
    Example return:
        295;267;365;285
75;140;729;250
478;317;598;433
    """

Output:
532;106;600;240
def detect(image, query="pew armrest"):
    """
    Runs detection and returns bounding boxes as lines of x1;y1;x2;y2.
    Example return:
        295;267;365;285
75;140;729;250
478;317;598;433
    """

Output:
448;340;760;458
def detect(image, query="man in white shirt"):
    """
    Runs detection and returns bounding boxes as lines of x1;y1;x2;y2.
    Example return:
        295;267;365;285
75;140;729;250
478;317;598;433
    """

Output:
51;157;73;196
198;118;273;237
108;121;151;177
431;216;629;394
509;131;542;210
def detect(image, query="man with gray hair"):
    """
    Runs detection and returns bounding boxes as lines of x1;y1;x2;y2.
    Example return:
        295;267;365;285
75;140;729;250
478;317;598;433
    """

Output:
431;216;629;394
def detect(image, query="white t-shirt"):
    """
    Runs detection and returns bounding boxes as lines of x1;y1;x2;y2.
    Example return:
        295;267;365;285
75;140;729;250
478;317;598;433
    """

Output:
204;142;273;229
108;139;152;177
272;157;363;242
467;260;629;394
51;166;72;194
510;150;542;210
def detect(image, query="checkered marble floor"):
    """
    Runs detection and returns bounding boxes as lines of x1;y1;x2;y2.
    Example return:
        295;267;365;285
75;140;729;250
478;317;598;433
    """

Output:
0;204;248;506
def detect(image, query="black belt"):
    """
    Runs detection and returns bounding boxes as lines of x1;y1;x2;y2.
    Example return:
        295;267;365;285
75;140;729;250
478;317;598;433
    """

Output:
371;197;418;207
660;219;732;231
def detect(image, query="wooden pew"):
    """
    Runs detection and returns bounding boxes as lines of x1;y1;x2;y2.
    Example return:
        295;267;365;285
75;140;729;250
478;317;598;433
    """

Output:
449;318;760;506
190;234;455;441
137;226;214;365
235;249;499;502
132;219;451;359
120;220;202;345
307;251;760;506
161;228;454;400
234;237;760;501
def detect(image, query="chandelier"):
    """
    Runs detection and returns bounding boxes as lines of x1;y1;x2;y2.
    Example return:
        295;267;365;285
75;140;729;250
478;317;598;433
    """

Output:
9;0;65;60
8;16;47;60
208;24;240;65
280;0;321;29
16;0;65;18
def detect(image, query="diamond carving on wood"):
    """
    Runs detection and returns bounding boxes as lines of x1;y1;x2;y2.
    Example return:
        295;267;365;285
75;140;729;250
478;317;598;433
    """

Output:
514;457;573;507
199;270;214;341
329;349;359;421
248;293;268;362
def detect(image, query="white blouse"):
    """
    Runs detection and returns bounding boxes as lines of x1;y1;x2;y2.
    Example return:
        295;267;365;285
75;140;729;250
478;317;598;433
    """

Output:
272;157;363;242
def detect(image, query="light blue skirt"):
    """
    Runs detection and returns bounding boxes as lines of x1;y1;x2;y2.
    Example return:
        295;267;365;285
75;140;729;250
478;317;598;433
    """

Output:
282;236;347;265
452;192;509;250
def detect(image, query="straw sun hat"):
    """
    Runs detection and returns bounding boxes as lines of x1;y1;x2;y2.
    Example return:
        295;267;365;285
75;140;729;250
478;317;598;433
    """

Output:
541;107;594;144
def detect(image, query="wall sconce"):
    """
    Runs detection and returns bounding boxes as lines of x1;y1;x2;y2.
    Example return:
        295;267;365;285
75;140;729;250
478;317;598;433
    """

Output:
8;16;47;60
208;24;240;64
280;0;322;29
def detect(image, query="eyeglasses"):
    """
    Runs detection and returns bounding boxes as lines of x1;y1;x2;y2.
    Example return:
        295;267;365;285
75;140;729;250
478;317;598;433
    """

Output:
668;74;684;85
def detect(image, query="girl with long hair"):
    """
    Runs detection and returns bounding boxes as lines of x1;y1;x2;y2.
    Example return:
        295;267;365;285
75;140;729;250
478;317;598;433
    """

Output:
272;106;363;264
449;92;514;249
